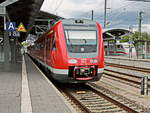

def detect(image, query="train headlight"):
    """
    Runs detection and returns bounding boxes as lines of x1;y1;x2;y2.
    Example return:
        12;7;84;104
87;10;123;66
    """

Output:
68;59;78;64
90;59;98;63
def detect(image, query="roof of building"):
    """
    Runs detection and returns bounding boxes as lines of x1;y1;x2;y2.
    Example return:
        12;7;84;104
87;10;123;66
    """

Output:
0;0;62;42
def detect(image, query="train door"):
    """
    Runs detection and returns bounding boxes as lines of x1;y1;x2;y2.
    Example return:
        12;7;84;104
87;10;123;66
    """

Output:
117;44;125;55
49;31;57;67
51;34;56;66
130;44;136;57
46;37;51;65
44;37;47;64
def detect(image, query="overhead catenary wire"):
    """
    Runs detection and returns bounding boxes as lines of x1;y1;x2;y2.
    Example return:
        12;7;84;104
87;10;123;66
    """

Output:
54;0;65;13
76;10;93;19
93;1;138;26
96;1;134;18
107;2;137;18
104;1;141;27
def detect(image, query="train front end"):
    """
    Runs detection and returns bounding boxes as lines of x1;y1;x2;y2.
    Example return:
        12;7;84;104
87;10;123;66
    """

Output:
53;19;104;83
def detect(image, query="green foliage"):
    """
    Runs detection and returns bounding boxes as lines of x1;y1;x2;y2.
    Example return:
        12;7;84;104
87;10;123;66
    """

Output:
121;32;150;42
120;35;129;42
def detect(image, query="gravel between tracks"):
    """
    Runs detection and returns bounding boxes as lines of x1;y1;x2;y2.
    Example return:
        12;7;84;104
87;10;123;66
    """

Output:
105;66;150;78
95;76;150;109
102;56;150;111
105;56;150;70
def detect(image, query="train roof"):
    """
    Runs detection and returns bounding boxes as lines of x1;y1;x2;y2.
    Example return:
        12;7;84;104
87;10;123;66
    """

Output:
103;28;131;41
34;18;100;43
61;18;98;26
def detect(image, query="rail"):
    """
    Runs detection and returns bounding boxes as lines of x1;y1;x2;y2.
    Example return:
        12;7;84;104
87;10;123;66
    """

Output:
105;62;150;74
59;84;146;113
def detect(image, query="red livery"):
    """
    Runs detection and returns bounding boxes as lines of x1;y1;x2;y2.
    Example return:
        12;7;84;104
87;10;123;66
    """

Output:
28;18;104;83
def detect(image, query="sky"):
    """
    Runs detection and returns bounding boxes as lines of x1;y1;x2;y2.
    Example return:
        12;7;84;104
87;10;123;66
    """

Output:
40;0;150;32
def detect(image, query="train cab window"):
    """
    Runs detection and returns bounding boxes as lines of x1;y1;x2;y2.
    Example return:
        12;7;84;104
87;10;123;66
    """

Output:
64;30;97;53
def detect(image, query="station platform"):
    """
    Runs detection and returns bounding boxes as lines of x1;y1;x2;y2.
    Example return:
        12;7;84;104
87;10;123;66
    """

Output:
0;55;75;113
0;60;22;113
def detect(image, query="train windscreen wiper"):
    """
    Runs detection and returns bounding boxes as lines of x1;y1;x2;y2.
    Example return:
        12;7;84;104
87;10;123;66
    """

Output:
83;39;87;44
66;30;73;48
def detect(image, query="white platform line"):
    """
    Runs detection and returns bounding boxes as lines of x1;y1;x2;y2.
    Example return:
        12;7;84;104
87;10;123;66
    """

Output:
21;56;33;113
30;57;77;113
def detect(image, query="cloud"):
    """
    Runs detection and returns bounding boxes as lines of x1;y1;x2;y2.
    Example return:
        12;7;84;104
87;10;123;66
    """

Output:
41;0;150;31
55;0;105;17
132;24;150;32
41;0;105;17
41;0;150;18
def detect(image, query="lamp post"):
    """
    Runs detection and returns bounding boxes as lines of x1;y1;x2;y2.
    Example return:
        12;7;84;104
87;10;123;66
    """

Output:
0;0;18;63
104;0;107;28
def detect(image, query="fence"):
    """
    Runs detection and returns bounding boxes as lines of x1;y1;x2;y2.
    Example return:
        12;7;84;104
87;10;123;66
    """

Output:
135;41;150;59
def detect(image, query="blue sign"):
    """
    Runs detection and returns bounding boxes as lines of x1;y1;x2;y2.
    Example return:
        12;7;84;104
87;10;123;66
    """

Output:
5;22;16;32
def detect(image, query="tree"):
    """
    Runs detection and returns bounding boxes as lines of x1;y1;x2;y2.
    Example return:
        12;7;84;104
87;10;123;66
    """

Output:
121;32;150;42
120;35;130;42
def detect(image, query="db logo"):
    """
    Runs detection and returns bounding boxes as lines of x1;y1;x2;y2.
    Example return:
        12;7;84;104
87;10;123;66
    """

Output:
81;59;86;63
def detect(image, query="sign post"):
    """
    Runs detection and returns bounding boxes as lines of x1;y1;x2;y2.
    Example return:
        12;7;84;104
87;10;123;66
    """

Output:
17;23;27;32
141;76;148;95
0;0;18;63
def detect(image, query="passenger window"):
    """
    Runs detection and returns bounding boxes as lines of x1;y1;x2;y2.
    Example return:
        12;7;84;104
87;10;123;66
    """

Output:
117;45;123;49
47;38;50;50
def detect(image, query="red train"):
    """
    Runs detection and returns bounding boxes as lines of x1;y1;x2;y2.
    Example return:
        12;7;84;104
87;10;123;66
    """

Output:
28;18;104;83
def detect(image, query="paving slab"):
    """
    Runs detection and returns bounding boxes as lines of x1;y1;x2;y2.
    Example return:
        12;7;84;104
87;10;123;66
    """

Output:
0;62;22;113
25;55;73;113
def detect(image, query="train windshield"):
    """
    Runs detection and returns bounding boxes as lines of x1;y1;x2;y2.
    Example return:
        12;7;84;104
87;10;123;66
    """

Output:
65;30;97;53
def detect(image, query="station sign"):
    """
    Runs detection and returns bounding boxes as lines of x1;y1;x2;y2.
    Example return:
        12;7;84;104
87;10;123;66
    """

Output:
5;22;16;32
9;31;20;37
17;23;27;32
4;22;27;37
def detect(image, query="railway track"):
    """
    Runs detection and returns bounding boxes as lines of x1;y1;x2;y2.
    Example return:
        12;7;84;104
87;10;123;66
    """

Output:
105;62;150;74
33;58;149;113
59;83;148;113
104;69;142;85
104;62;150;87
